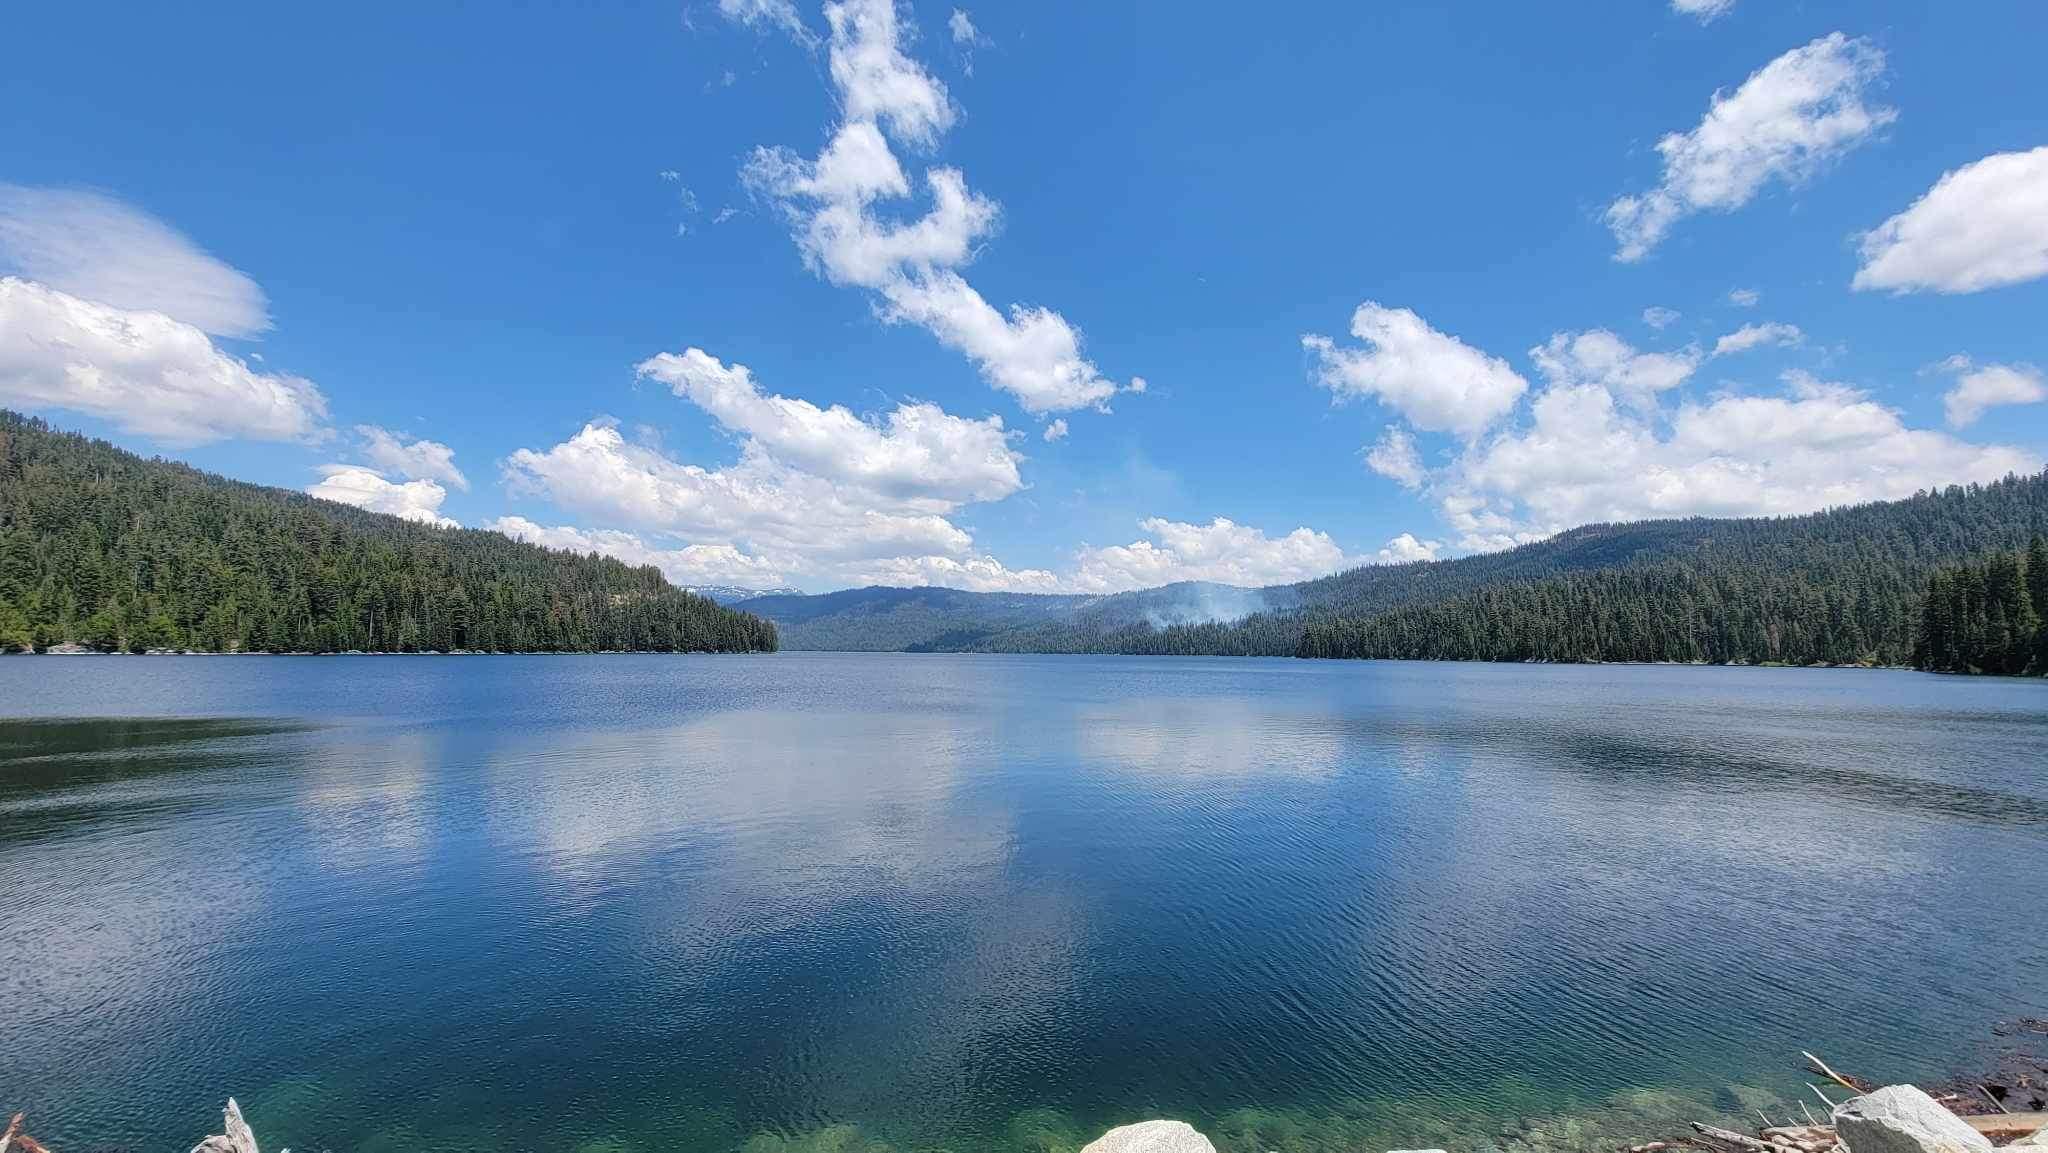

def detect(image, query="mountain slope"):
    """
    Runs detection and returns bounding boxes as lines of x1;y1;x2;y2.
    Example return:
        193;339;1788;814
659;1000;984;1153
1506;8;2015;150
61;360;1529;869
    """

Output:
740;474;2048;658
0;411;778;654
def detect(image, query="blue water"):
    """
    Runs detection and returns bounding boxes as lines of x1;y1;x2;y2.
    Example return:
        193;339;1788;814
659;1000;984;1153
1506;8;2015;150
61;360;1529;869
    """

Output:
2;654;2044;1153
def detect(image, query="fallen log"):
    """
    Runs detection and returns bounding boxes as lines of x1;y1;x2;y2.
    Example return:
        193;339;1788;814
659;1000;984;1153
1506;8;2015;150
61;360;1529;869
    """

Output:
1963;1111;2048;1140
1690;1122;1805;1153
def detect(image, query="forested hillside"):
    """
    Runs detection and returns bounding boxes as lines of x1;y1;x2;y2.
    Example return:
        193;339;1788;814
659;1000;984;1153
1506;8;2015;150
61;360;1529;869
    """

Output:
744;473;2048;661
1298;475;2048;666
0;412;777;654
1914;539;2048;675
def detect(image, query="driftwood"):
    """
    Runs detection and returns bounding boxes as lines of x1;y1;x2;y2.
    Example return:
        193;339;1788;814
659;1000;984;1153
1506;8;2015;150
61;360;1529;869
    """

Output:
1690;1122;1807;1153
1964;1111;2048;1138
189;1099;258;1153
1;1113;52;1153
1804;1051;1876;1095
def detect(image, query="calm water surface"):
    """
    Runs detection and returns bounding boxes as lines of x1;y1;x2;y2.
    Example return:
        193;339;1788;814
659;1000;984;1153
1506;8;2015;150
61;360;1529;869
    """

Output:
2;654;2044;1153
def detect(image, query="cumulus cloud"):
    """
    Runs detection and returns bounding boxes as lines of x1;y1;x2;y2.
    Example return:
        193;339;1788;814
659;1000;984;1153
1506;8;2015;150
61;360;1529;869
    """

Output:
948;9;978;44
1606;34;1894;261
1727;288;1760;307
1531;329;1700;409
1936;356;2047;429
1068;517;1360;593
1712;321;1803;357
1042;418;1068;442
490;515;789;589
1671;0;1735;22
504;421;975;562
851;551;1061;592
307;465;455;527
1642;306;1681;330
1436;369;2036;551
1853;146;2048;294
357;425;467;490
0;277;327;445
1304;303;1528;439
636;346;1022;503
1375;533;1442;564
1365;425;1426;488
739;0;1130;413
0;185;270;338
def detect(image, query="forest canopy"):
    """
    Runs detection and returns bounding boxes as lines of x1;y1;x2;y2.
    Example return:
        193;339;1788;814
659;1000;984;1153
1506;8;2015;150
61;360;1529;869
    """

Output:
0;411;778;654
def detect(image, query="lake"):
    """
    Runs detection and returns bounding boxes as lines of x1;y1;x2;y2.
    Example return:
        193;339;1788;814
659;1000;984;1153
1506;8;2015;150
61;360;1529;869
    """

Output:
2;654;2044;1153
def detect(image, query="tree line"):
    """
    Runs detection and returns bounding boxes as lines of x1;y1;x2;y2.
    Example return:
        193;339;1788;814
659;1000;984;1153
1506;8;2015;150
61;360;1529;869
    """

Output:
0;411;778;654
1914;538;2048;675
1295;474;2048;667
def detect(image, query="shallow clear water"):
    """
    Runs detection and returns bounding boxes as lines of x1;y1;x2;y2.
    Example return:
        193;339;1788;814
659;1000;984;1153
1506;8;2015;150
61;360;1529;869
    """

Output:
2;654;2044;1153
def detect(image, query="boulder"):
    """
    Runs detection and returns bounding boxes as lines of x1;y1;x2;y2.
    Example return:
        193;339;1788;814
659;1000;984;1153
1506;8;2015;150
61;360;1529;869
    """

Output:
2011;1127;2048;1148
1080;1120;1219;1153
1832;1086;1990;1153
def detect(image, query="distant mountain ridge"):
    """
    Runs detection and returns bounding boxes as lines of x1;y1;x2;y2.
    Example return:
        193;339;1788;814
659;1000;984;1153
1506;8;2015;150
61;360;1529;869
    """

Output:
741;473;2048;662
684;584;802;605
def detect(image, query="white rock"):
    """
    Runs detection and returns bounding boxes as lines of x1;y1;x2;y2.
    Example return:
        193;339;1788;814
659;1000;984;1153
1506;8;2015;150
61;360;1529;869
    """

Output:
1081;1120;1219;1153
1832;1085;1990;1153
2011;1128;2048;1148
190;1098;259;1153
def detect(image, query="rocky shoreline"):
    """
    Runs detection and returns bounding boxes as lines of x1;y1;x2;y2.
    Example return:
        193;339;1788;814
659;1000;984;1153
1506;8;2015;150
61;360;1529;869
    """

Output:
6;1039;2044;1153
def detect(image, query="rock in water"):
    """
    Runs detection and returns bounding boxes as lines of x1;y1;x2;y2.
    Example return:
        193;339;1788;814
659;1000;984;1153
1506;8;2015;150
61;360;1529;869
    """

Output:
190;1098;259;1153
1832;1086;1990;1153
1081;1120;1219;1153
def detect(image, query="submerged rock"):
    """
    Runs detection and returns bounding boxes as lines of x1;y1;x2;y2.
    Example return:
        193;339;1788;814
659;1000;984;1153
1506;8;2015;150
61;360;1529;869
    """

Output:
1081;1119;1219;1153
190;1098;259;1153
1832;1085;1989;1153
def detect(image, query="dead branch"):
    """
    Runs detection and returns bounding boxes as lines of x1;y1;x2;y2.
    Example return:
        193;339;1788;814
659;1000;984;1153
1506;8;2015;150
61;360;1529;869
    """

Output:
1803;1051;1875;1095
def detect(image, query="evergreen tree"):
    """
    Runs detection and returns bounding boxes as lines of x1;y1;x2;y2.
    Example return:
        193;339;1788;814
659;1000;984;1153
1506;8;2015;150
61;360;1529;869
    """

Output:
0;411;777;655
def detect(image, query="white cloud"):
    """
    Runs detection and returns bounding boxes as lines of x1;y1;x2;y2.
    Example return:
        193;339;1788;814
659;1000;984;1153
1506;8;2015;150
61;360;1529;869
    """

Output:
1305;303;1528;439
740;0;1131;414
1438;370;2037;550
1374;532;1442;564
1606;34;1894;261
0;277;327;445
636;346;1022;503
1068;517;1359;593
948;9;978;44
1531;329;1700;408
357;425;468;490
1727;287;1760;307
850;551;1060;592
307;465;456;527
1711;321;1803;357
1853;146;2048;294
1642;306;1681;330
489;516;789;589
1042;418;1068;442
717;0;815;45
1936;356;2047;429
825;0;955;146
504;421;976;562
0;185;269;338
1365;425;1426;488
1671;0;1735;22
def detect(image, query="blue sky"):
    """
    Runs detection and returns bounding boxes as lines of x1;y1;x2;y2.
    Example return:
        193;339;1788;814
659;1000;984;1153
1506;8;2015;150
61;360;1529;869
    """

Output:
4;0;2046;592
